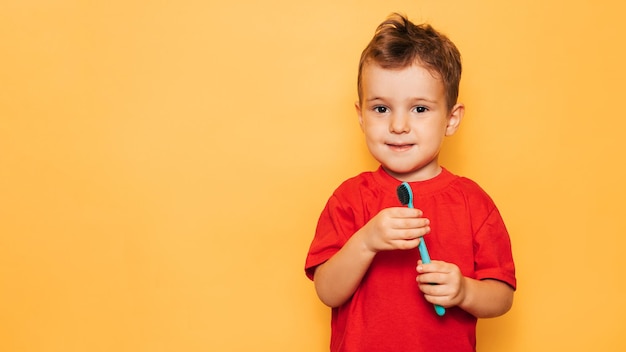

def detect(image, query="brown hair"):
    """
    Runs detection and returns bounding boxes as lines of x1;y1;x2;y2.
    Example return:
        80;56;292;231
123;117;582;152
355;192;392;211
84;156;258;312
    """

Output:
357;13;462;110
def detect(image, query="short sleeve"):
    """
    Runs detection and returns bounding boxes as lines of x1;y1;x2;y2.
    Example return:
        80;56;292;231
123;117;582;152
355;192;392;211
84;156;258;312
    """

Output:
304;194;358;280
473;205;517;290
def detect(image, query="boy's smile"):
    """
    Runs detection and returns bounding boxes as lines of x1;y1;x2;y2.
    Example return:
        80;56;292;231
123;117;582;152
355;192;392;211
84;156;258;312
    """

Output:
387;142;415;152
356;62;464;182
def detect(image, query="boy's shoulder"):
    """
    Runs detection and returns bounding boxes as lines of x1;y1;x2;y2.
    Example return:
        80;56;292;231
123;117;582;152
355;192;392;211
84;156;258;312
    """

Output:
452;173;485;193
448;172;501;212
332;167;392;195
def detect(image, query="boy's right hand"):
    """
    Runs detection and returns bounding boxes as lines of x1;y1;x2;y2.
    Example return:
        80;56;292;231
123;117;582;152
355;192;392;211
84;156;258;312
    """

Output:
360;207;430;253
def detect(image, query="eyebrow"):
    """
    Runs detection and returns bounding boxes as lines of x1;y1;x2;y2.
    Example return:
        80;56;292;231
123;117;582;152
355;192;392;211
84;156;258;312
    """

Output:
365;96;438;104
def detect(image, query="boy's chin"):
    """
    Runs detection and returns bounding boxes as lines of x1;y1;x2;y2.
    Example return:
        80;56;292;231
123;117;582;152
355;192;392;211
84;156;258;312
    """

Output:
381;161;421;174
381;165;417;178
382;163;441;181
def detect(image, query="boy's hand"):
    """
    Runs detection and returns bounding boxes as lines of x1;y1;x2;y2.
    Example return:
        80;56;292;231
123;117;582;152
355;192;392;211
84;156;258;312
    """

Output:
416;260;465;308
360;207;430;253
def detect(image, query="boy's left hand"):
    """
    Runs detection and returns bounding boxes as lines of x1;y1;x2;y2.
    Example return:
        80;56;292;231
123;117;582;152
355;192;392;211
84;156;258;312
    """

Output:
416;260;465;308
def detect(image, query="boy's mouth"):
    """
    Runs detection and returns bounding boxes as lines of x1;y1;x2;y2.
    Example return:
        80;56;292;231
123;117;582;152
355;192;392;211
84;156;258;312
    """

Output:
386;143;415;152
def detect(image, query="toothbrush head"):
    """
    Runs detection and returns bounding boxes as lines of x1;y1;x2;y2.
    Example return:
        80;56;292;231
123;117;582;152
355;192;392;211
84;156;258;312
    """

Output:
396;182;413;208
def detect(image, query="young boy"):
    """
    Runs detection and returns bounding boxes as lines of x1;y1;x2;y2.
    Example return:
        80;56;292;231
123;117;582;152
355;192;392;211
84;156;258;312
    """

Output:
305;13;516;351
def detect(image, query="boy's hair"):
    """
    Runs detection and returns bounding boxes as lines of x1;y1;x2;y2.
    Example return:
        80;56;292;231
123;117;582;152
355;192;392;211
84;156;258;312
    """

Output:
357;13;462;111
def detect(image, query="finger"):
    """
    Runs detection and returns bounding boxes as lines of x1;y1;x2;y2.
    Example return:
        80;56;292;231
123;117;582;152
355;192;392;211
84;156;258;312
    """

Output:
423;293;451;308
418;282;443;295
392;217;430;230
388;207;423;218
395;228;429;242
393;237;421;250
417;260;448;274
416;271;445;285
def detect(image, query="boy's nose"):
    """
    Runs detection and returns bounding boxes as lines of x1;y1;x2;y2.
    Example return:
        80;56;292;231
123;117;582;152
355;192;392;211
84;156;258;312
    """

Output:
389;113;410;133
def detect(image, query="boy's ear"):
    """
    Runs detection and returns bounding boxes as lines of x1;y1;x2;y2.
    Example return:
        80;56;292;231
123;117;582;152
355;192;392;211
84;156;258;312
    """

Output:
445;103;464;136
355;101;364;130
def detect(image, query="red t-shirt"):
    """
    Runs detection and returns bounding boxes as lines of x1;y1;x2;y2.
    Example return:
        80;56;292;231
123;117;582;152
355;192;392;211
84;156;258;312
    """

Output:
305;167;516;352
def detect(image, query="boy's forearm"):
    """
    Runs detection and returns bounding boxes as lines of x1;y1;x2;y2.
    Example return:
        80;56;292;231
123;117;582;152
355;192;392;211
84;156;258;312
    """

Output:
458;278;514;318
313;230;377;308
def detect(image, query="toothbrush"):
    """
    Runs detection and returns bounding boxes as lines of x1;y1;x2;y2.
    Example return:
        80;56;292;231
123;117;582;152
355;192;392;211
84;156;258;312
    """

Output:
396;182;446;317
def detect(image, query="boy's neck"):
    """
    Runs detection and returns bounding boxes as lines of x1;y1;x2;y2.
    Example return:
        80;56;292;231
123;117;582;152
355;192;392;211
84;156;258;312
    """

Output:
383;164;443;183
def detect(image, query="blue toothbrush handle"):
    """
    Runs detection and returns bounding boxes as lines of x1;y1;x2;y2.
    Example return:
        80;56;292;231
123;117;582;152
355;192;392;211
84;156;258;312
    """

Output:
434;304;446;316
402;182;445;316
417;240;432;263
418;238;446;316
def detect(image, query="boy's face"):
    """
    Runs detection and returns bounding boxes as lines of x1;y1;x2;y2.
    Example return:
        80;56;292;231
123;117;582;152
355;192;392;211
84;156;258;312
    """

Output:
356;62;464;182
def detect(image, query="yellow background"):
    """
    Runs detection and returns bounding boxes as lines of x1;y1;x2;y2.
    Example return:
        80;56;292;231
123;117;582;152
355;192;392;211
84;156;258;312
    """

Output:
1;1;625;351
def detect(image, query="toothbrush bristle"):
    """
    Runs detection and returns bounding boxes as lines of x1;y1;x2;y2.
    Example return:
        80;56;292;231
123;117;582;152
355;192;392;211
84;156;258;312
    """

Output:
396;184;410;205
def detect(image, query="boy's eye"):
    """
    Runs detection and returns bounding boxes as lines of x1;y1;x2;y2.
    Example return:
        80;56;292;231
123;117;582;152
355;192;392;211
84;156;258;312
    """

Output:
373;106;388;113
414;106;428;113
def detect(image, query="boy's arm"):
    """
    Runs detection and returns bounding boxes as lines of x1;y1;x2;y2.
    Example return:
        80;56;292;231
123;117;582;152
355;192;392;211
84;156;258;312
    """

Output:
314;207;429;308
457;278;514;318
313;228;376;308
